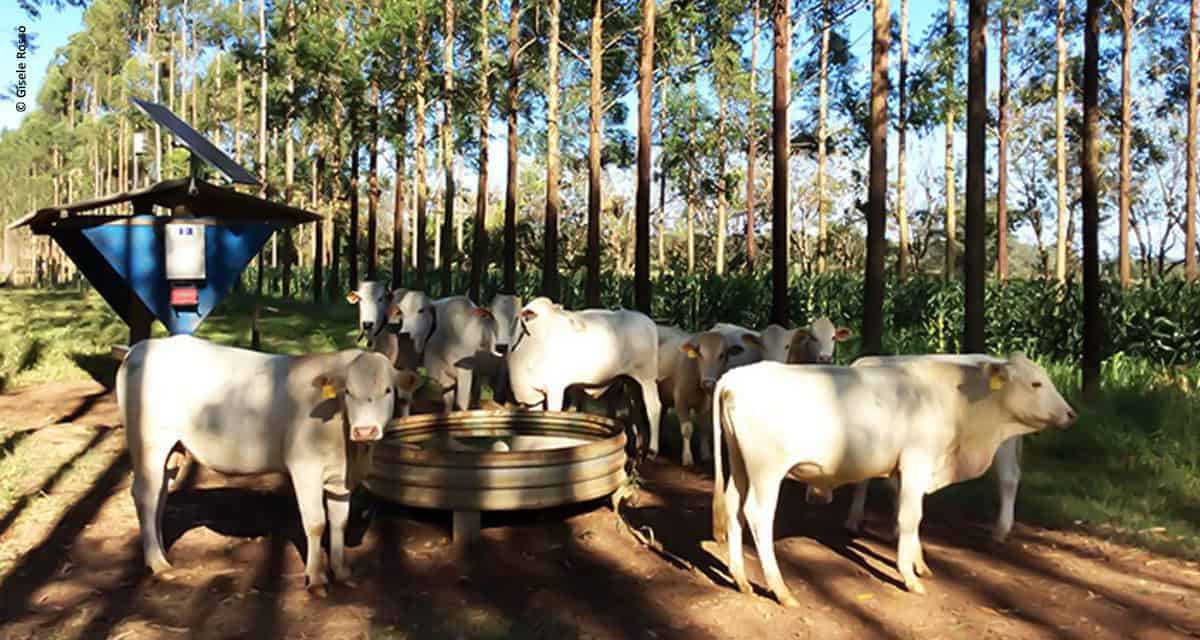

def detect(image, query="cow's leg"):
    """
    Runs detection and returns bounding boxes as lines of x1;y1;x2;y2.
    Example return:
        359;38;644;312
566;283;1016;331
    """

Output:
326;491;353;584
454;368;474;411
544;384;567;412
722;442;751;595
636;375;663;460
992;438;1021;543
131;443;173;574
744;472;797;607
697;401;714;464
895;465;931;594
291;472;330;596
845;481;869;532
677;395;695;468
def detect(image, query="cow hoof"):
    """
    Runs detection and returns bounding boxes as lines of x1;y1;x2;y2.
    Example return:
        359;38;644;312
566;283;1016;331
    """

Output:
991;529;1010;544
777;593;801;609
904;579;926;595
843;518;863;534
307;584;329;599
147;558;173;575
915;560;933;577
735;578;753;595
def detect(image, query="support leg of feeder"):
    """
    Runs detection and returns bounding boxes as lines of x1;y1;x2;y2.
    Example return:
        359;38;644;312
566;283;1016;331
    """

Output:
453;510;481;545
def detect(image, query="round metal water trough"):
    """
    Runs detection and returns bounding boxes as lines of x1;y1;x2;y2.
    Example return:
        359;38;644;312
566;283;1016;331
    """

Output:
365;410;627;543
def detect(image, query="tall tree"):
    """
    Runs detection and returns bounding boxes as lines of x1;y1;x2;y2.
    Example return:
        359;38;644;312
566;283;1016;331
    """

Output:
1117;0;1132;287
441;0;456;295
896;0;911;278
469;0;491;303
816;0;830;273
997;6;1010;280
944;0;958;280
366;1;381;283
964;0;987;353
635;0;655;313
770;0;789;326
349;114;360;289
1188;0;1199;280
686;30;697;275
543;0;562;301
1054;0;1069;282
745;0;760;270
415;2;430;283
1082;0;1102;392
503;0;520;293
256;0;268;296
863;0;889;356
585;0;604;308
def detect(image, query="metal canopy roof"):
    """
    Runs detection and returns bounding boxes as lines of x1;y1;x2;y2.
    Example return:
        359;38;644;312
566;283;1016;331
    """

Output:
132;97;260;185
8;177;321;232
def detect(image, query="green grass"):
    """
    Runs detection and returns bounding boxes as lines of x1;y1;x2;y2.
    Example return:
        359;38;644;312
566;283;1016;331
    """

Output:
1;286;1198;560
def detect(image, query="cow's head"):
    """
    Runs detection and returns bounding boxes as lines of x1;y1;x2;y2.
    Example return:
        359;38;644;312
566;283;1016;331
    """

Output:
760;324;796;363
315;352;422;443
346;281;392;340
681;331;761;392
787;317;853;364
489;293;523;354
984;353;1076;431
510;297;560;354
388;290;433;351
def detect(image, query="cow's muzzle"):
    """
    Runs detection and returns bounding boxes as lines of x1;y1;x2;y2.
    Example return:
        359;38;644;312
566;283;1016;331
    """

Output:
816;355;833;364
700;379;716;392
1056;407;1078;429
495;344;509;355
351;425;382;442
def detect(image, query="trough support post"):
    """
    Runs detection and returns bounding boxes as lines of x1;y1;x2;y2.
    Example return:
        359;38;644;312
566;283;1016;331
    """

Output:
452;510;481;546
128;199;155;345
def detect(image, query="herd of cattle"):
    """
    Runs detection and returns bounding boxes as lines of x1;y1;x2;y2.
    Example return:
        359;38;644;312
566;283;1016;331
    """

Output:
114;281;1076;604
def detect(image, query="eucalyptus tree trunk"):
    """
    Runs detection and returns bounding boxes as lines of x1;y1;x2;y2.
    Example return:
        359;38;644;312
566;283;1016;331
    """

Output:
543;0;562;301
1187;0;1199;280
503;0;520;293
770;0;789;326
468;0;491;303
715;90;728;275
686;30;697;275
945;0;958;280
658;80;667;271
816;0;830;273
1082;0;1102;392
585;0;603;308
964;0;987;353
1117;0;1132;286
863;0;889;356
634;0;655;313
745;0;759;270
1054;0;1068;282
415;2;430;283
997;9;1010;280
896;0;911;278
441;0;456;295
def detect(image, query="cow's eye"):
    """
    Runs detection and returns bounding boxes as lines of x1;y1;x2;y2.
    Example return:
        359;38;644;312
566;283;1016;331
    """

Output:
1032;381;1043;389
345;390;354;399
385;387;392;395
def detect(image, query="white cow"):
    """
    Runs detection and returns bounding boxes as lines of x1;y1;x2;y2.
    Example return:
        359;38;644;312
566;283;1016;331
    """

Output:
661;329;763;466
418;298;501;411
507;297;663;456
711;354;1075;604
847;353;1023;543
117;336;420;595
346;280;393;340
489;293;523;353
714;318;851;364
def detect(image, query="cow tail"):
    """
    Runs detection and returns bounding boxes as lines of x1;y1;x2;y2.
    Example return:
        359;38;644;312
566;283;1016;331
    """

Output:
711;379;729;544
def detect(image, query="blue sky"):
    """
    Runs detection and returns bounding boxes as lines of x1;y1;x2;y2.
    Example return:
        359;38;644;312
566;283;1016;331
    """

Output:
2;3;86;131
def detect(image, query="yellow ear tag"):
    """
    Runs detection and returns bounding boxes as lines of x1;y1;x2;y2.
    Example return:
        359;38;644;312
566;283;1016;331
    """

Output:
322;384;338;399
686;349;698;359
989;373;1005;391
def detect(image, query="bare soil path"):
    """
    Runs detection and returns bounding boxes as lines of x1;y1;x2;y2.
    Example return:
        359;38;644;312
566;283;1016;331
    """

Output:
1;381;1198;639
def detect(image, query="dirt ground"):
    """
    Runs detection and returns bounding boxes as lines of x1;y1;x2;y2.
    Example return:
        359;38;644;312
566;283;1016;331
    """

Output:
1;381;1199;639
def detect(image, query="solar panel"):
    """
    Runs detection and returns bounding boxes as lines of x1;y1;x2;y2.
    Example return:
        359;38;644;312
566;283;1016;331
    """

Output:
132;97;260;186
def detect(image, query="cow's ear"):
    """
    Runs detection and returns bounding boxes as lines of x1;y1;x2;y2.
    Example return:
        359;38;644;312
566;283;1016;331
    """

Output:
834;326;854;342
793;328;812;342
983;362;1012;391
346;291;361;304
520;308;538;322
472;307;495;319
742;333;764;349
313;373;347;399
393;369;422;393
386;302;402;321
680;342;699;359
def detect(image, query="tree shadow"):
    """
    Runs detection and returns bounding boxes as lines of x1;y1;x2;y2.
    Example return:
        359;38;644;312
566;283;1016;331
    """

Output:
0;427;115;539
68;352;120;390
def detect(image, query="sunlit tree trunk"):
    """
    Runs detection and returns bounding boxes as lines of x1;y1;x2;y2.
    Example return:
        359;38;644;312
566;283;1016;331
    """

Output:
770;0;789;326
715;90;728;275
658;81;667;271
257;0;268;295
816;0;830;274
997;9;1010;281
896;0;910;278
585;0;603;308
415;3;430;283
1187;0;1199;280
1054;0;1069;282
945;0;958;280
635;0;655;313
863;0;889;356
235;0;243;165
367;77;380;280
1117;0;1132;287
441;0;456;295
543;0;562;301
745;0;759;270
